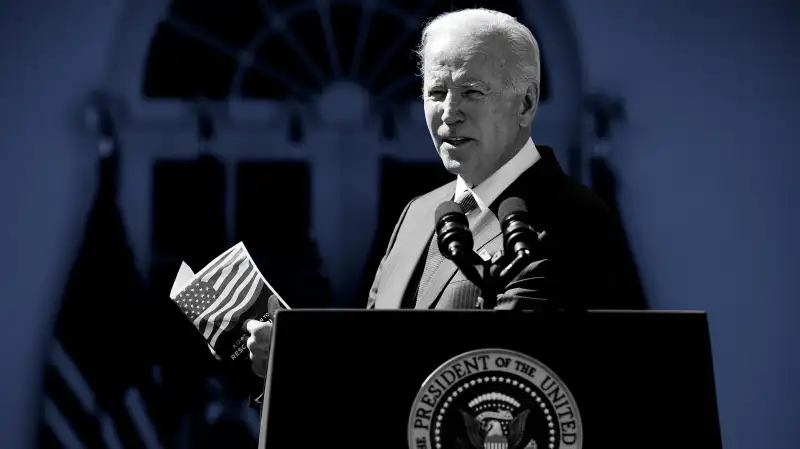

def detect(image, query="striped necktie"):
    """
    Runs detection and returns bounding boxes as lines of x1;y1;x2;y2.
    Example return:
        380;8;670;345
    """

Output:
415;190;479;305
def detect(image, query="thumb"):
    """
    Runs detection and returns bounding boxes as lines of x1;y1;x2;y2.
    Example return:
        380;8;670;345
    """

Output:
267;294;285;316
244;318;271;334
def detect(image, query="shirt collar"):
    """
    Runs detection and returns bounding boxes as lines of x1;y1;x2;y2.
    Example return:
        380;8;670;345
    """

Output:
455;137;540;211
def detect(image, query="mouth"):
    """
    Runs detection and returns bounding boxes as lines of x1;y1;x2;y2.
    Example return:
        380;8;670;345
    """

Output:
441;136;474;147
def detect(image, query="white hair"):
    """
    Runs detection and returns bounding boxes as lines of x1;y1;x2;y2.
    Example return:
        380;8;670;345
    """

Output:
415;8;540;95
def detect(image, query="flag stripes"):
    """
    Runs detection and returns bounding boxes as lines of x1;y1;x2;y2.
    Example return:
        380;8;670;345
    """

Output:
43;397;88;449
41;337;182;449
196;259;252;334
209;274;264;346
174;242;271;356
203;266;256;331
124;388;164;449
49;341;97;414
43;342;104;448
197;245;243;283
98;413;125;449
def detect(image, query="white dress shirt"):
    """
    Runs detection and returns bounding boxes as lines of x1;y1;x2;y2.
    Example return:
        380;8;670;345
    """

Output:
454;137;541;212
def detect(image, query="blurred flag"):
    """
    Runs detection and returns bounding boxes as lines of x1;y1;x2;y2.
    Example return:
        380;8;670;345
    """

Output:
37;152;171;448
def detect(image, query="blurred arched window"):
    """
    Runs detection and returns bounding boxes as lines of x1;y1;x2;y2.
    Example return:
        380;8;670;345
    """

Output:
143;0;550;103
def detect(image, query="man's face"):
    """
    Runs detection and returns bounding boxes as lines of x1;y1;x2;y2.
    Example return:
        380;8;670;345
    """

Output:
423;32;524;184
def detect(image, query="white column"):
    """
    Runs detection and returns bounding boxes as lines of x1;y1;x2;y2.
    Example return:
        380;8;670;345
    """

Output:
309;122;381;306
310;82;380;306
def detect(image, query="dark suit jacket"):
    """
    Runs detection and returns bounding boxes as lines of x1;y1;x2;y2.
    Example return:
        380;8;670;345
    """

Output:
366;146;643;311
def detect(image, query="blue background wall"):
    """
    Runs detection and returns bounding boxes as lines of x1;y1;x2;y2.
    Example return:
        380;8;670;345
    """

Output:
1;0;798;447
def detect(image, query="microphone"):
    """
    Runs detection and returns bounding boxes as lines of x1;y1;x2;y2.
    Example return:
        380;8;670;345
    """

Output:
494;197;540;287
434;201;486;289
499;197;539;258
434;201;482;265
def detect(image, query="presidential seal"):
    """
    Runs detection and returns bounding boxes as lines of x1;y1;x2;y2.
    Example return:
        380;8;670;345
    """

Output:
408;349;583;449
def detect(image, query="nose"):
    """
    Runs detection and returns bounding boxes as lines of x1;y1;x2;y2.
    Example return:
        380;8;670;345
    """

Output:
441;91;464;125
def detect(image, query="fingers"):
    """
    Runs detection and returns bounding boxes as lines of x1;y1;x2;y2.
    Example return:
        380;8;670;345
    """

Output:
247;334;270;379
245;318;272;335
246;334;269;352
245;322;273;354
245;319;273;379
250;352;269;379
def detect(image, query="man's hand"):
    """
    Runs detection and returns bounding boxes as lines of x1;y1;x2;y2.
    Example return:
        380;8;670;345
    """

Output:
245;319;273;378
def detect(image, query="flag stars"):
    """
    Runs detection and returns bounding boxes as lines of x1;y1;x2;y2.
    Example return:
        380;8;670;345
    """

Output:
176;282;219;320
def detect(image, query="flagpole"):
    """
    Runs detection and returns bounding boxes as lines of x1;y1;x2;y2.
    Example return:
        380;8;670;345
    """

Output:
583;93;648;310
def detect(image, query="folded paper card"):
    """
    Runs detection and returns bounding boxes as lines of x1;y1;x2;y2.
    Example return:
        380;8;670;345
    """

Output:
170;242;289;363
170;261;196;300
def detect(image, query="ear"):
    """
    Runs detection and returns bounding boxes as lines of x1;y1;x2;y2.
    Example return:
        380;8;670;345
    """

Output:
519;83;539;126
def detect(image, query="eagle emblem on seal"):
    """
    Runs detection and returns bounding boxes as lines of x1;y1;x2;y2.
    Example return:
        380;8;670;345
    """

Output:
459;408;533;449
408;349;582;449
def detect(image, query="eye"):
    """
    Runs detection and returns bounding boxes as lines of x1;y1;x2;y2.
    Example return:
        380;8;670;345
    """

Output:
427;89;446;99
465;89;484;97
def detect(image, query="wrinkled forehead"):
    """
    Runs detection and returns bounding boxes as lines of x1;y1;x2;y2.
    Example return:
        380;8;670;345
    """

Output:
423;33;506;87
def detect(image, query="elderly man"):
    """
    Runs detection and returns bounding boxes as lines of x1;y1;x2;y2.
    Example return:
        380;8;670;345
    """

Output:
246;8;642;377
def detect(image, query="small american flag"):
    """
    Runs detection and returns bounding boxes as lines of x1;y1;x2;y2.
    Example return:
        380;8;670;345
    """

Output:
173;243;281;359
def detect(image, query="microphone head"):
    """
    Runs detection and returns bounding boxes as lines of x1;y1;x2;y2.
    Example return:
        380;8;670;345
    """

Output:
499;197;528;224
435;201;464;224
434;200;473;260
499;197;538;255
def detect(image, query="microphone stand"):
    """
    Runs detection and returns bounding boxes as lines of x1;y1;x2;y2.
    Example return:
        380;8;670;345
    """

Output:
442;243;534;310
443;247;488;299
435;202;536;310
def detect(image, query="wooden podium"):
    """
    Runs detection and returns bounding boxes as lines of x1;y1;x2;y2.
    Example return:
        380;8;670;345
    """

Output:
258;310;722;449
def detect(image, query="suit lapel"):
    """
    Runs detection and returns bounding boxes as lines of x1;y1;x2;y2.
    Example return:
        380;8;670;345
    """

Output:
373;183;454;309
